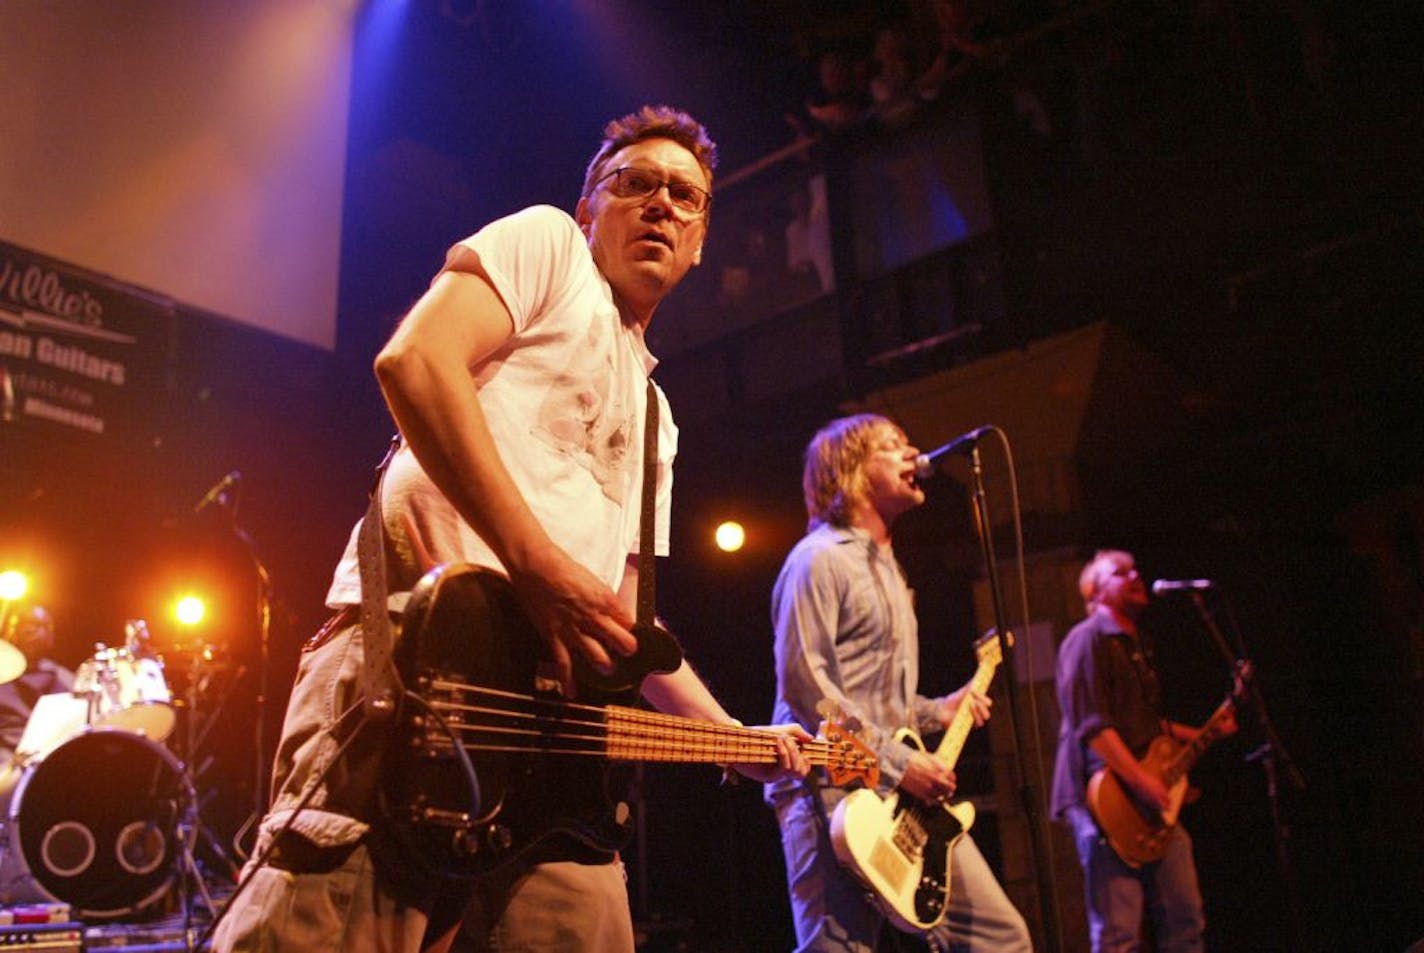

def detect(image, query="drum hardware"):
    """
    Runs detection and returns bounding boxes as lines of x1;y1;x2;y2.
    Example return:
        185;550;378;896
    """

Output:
0;642;25;687
0;620;193;923
0;618;243;946
166;638;245;941
72;621;175;743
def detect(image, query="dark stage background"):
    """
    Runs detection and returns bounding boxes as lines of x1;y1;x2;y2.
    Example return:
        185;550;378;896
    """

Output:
2;2;1422;950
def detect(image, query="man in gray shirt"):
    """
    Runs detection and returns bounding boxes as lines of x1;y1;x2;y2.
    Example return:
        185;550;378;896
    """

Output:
766;412;1033;953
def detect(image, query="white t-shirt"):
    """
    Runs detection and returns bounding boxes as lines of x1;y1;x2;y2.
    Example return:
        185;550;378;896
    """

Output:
325;205;676;606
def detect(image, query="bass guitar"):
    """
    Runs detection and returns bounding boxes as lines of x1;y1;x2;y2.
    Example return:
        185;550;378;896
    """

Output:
1087;660;1250;867
829;630;1006;932
379;563;878;880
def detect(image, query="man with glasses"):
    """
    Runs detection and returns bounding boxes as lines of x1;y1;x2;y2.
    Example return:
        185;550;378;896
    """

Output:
212;105;808;953
1052;549;1232;951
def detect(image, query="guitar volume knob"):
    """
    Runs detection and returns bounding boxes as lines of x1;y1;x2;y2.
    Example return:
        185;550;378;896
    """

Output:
454;828;483;856
487;825;513;851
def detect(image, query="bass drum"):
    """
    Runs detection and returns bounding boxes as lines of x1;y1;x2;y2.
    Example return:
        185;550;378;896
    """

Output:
0;729;186;919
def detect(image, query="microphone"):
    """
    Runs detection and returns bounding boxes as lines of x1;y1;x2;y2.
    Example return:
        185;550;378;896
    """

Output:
1151;578;1214;595
915;426;992;479
193;470;242;514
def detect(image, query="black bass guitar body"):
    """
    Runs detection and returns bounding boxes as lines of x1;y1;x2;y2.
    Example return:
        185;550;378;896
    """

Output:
378;563;682;880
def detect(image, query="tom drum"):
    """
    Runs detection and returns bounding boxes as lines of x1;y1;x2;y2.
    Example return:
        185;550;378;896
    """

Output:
74;648;175;742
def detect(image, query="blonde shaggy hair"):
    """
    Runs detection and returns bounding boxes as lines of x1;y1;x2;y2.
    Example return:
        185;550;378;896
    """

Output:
802;413;899;531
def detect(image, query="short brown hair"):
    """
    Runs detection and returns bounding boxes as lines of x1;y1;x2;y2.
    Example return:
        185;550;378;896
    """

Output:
580;105;718;201
1078;549;1134;612
802;414;898;530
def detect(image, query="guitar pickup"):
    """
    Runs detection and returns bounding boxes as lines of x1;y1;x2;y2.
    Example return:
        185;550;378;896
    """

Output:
418;673;466;717
892;816;928;859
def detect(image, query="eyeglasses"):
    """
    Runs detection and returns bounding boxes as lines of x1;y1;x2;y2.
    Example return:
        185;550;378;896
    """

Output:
592;166;711;215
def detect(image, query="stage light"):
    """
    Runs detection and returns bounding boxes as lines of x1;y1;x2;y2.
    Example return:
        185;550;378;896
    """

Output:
715;521;746;553
0;570;28;602
174;595;207;627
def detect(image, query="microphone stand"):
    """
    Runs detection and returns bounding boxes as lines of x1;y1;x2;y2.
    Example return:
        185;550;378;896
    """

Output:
205;487;275;847
1188;590;1306;951
237;523;274;832
963;444;1063;953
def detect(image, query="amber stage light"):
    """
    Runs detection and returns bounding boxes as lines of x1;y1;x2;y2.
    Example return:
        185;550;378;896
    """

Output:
714;520;746;553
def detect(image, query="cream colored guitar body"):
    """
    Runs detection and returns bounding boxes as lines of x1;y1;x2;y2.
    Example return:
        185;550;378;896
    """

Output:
830;729;976;931
829;631;1005;933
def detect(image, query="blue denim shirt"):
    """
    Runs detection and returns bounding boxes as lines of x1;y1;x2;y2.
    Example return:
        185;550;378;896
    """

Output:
765;523;943;802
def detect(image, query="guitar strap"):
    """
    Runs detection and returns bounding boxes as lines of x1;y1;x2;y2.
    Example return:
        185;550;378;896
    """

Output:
637;378;658;627
357;434;404;721
801;768;836;832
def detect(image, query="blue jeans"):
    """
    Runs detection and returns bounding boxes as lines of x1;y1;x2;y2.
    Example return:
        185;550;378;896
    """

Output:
1065;806;1205;953
773;786;1033;953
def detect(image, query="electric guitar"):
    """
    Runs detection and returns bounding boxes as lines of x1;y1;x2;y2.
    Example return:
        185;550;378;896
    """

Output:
1087;660;1251;868
829;630;1007;932
379;562;879;880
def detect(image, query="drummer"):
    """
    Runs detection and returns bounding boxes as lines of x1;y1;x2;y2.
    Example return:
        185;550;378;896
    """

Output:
0;603;74;770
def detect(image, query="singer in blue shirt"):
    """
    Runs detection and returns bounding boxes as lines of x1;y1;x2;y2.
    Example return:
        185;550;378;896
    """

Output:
767;413;1032;953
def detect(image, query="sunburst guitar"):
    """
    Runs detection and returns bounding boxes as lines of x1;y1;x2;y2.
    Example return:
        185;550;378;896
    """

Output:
1087;660;1250;867
829;630;1006;932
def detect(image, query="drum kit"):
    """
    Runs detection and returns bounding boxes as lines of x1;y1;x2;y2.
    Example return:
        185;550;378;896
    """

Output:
0;620;233;922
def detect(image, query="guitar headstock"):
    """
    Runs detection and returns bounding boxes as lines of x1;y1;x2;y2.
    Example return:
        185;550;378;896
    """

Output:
818;720;880;788
974;628;1012;668
1201;659;1254;741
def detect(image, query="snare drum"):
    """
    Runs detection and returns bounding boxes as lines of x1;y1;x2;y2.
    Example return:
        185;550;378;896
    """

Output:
73;648;175;742
0;730;185;919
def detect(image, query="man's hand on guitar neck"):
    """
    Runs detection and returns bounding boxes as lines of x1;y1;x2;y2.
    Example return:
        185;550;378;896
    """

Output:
935;682;992;729
899;751;958;805
1167;708;1240;747
725;722;814;784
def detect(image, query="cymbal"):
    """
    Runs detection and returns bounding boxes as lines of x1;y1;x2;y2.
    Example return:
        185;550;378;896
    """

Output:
0;640;27;685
